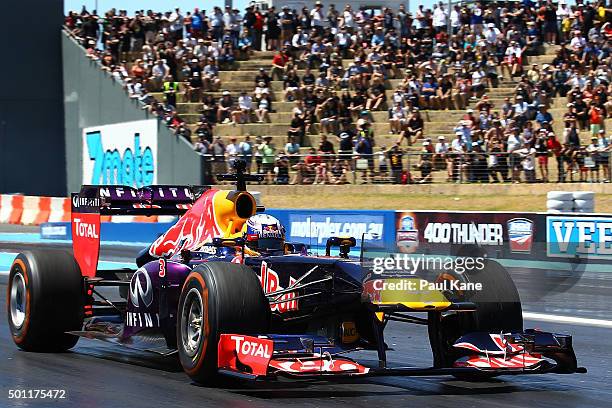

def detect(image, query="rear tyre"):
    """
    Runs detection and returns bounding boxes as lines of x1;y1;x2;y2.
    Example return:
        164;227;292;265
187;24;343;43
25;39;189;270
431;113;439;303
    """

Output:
7;250;85;352
177;262;269;384
428;260;523;380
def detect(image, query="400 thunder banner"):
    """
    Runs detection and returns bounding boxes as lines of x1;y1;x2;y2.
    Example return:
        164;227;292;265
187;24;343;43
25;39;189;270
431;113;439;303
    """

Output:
396;211;536;256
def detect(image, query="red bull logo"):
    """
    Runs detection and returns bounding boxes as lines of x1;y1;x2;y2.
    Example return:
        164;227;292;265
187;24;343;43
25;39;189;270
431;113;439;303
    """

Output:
259;261;298;313
149;190;221;258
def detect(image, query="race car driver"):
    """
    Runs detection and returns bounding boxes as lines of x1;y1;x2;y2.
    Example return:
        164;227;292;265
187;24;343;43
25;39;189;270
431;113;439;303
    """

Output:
243;214;286;256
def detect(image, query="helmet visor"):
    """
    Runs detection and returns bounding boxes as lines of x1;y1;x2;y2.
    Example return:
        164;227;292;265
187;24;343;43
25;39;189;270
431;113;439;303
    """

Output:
255;237;285;251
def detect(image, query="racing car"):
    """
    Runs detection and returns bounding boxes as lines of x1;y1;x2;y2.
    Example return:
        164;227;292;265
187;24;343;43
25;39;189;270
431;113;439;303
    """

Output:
7;161;585;383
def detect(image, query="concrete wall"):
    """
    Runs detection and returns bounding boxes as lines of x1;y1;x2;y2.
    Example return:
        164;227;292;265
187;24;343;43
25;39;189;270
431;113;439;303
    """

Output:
62;31;202;193
0;0;66;195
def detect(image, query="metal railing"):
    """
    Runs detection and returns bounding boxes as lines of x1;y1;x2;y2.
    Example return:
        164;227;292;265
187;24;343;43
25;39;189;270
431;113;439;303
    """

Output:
195;151;612;185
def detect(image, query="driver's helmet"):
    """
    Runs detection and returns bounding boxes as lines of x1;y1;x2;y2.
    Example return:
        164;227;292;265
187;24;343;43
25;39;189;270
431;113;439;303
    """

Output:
244;214;286;253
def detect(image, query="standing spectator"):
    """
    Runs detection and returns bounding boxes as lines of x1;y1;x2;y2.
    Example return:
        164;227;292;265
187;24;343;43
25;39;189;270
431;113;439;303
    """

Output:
597;130;610;182
239;135;253;172
534;129;550;182
259;136;276;184
388;143;404;184
211;136;227;177
226;137;240;169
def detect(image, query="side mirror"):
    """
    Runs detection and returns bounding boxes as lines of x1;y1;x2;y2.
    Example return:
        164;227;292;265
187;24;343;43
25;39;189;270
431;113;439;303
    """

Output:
325;236;356;258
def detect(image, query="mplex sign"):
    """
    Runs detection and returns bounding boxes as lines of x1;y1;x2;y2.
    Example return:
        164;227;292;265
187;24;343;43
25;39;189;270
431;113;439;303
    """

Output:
82;119;157;188
287;213;385;247
547;216;612;259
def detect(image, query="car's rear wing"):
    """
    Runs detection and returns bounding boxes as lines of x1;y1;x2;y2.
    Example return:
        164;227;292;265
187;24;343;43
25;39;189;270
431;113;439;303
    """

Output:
71;185;206;277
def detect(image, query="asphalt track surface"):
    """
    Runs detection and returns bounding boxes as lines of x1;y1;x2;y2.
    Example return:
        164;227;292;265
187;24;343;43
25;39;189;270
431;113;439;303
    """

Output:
1;229;611;407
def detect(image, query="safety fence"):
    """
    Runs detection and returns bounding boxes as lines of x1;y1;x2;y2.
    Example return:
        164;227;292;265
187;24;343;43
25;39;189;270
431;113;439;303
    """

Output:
196;150;612;185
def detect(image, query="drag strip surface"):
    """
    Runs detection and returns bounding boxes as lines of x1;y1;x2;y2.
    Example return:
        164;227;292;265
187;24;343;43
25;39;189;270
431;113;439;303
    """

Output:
0;234;610;407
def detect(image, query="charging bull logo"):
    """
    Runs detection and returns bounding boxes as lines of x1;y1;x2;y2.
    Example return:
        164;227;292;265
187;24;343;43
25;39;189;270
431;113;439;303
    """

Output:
149;190;221;258
259;261;298;313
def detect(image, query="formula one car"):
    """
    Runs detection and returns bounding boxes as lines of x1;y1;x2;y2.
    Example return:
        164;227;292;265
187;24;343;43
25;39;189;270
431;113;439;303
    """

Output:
7;162;585;383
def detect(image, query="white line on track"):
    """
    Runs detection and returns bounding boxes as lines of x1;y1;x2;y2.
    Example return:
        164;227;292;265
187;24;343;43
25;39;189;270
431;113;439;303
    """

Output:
524;311;612;328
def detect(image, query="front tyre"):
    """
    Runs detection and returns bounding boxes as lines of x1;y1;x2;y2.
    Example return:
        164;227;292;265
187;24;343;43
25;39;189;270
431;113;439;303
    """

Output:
177;262;269;384
7;250;85;352
428;260;523;380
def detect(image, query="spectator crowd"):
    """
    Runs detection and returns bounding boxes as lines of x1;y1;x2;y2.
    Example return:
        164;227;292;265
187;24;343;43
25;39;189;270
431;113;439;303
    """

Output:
65;0;611;184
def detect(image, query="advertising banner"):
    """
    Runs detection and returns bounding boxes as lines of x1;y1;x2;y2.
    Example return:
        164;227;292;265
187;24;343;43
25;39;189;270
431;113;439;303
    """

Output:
82;119;158;188
266;209;395;249
547;216;612;259
395;211;537;255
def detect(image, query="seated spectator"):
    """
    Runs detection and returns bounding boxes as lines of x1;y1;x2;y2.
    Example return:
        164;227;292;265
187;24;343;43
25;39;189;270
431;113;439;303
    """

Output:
237;28;253;54
288;113;306;145
231;91;253;124
330;159;350;184
399;109;424;145
284;71;301;101
202;58;221;91
217;91;234;124
275;153;290;185
365;81;387;111
255;91;272;123
389;102;408;134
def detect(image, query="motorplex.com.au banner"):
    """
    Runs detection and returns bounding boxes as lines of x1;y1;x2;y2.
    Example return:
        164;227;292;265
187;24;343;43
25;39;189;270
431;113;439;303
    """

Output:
82;119;158;188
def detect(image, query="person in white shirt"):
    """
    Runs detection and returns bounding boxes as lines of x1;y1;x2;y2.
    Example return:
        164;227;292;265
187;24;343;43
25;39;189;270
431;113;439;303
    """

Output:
225;137;240;168
389;103;408;134
484;23;501;45
341;4;355;30
168;8;184;41
310;1;325;36
231;92;253;124
569;31;586;51
432;4;447;32
501;41;523;78
450;5;460;34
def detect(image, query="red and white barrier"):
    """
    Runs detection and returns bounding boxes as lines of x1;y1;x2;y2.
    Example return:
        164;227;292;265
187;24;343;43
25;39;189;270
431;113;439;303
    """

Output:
0;194;162;225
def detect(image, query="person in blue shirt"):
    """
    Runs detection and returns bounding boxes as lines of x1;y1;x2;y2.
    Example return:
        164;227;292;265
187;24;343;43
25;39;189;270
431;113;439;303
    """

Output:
535;105;553;128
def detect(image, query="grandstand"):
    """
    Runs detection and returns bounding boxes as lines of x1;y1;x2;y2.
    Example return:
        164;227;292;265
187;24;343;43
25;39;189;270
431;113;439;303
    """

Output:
64;1;612;185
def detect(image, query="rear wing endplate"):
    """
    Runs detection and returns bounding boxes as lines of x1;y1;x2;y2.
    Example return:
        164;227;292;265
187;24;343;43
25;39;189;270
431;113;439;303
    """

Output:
70;185;205;277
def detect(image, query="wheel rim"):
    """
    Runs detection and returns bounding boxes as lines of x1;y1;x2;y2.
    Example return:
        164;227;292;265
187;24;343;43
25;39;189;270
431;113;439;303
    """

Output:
180;288;204;358
10;271;27;329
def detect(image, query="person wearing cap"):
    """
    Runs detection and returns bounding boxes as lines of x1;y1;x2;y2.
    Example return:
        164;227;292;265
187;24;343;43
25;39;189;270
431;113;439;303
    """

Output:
584;135;601;182
534;128;550;182
416;140;433;183
232;91;253;125
501;40;524;78
255;89;272;123
535;104;553;129
484;22;501;45
310;1;325;37
217;91;235;124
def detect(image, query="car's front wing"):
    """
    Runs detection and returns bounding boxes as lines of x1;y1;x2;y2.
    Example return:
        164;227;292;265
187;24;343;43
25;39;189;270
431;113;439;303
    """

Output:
217;330;586;380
